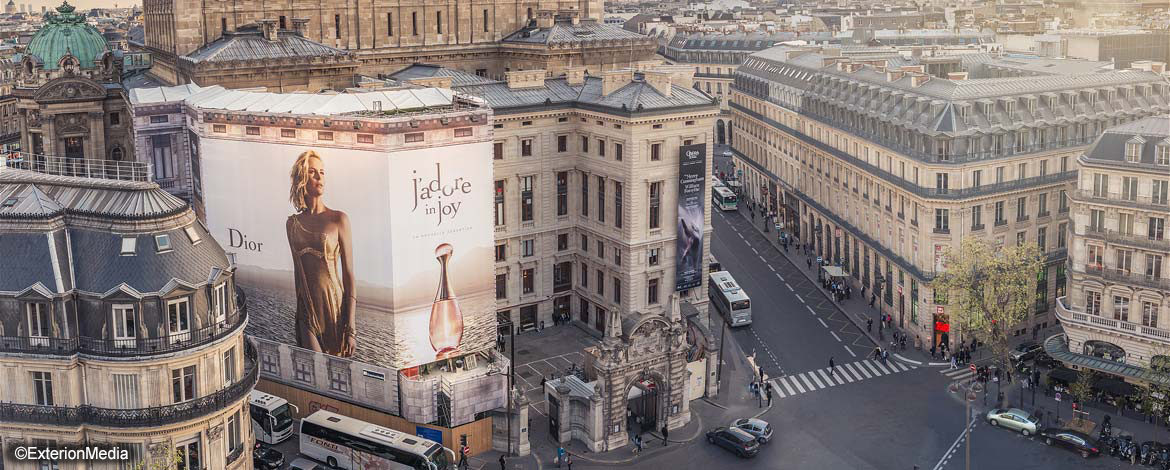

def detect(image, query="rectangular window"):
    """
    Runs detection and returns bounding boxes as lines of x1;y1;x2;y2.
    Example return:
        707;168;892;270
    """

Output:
1144;301;1160;328
245;126;260;136
1148;254;1164;279
223;346;237;385
522;268;534;294
521;138;532;157
649;182;662;229
580;262;588;288
436;10;442;34
613;277;621;304
1088;244;1104;267
1150;217;1166;241
112;373;139;409
1016;231;1026;246
1017;162;1027;179
581;173;589;216
557;234;568;251
521;239;534;257
1093;173;1109;197
454;127;472;138
1087;291;1102;315
151;135;174;179
1113;296;1130;322
112;304;135;348
1119;212;1135;235
553;261;572;293
357;134;374;144
651;143;661;161
1154;180;1169;205
614;181;624;228
494;180;505;225
972;170;981;187
556;171;568;216
557;135;567;152
281;128;296;138
171;365;196;402
935;209;949;233
1122;176;1138;201
495;273;507;299
971;205;982;229
995;201;1006;225
936;173;948;194
387;12;393;35
615;143;623;161
598;139;606;157
27;302;49;340
520;176;534;222
996;166;1005;183
405;132;423;143
1037;193;1048;216
150;115;168;124
482;9;488;32
412;11;418;35
597;176;606;223
1117;249;1134;273
1058;222;1068;248
495;243;506;262
494;142;504;160
227;412;242;454
1059;189;1069;212
334;14;341;39
32;371;53;406
1016;196;1027;221
317;131;334;141
649;248;660;266
166;298;191;342
581;136;589;153
648;278;660;305
596;240;604;259
1037;227;1047;251
597;270;605;296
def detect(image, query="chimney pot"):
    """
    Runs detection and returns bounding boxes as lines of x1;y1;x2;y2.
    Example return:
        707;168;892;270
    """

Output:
601;69;634;96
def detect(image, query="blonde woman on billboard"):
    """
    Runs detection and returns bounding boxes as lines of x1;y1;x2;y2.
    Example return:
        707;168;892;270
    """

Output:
286;150;357;357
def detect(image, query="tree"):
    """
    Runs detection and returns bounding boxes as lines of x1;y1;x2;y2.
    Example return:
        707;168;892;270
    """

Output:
1137;382;1169;439
1068;368;1096;425
933;237;1044;405
128;446;185;470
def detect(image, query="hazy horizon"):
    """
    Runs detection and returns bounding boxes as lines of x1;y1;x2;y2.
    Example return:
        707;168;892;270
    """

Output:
27;0;141;11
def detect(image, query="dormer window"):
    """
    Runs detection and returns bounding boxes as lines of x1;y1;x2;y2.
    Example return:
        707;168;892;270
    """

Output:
154;234;172;253
184;226;202;244
120;236;137;256
1125;137;1145;163
1156;141;1170;166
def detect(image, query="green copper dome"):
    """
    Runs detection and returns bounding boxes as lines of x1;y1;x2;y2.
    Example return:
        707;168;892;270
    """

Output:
26;1;110;70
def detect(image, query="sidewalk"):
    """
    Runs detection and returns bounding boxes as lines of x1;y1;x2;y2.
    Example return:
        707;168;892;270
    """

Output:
729;205;940;367
511;319;774;468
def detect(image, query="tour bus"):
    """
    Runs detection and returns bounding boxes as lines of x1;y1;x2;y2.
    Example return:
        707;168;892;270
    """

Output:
250;390;298;444
300;410;455;470
712;185;738;211
708;271;752;326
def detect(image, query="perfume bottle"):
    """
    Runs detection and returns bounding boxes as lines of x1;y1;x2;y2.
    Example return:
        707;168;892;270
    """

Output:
429;243;464;357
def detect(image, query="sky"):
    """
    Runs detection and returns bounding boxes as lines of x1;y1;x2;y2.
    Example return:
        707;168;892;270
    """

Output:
27;0;140;10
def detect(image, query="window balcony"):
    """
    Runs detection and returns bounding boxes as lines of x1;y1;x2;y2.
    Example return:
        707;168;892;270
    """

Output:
1055;296;1170;345
1082;227;1169;253
1080;265;1170;292
0;341;258;428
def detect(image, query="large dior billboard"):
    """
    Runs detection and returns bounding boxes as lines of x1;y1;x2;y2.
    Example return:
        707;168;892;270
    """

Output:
675;143;706;291
201;138;496;370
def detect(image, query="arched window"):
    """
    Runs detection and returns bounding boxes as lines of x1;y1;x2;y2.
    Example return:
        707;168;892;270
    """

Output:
110;147;124;161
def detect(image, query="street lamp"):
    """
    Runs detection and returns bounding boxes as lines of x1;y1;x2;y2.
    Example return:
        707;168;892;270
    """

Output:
499;319;517;456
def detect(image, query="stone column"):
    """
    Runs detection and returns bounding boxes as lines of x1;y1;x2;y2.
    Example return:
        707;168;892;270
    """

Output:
88;111;105;162
512;392;531;457
554;383;572;444
705;344;719;398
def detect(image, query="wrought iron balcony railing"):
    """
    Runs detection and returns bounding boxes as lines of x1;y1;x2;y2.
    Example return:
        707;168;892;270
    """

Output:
0;307;246;358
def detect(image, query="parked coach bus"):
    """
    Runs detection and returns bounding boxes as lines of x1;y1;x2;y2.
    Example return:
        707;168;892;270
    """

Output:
300;410;455;470
709;271;752;326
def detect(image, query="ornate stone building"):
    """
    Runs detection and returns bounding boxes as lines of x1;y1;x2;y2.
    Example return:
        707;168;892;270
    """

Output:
1050;114;1170;387
0;158;255;470
15;2;131;166
730;47;1170;352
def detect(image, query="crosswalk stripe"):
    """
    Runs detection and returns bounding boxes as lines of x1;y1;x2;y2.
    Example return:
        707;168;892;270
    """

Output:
799;374;818;391
780;377;799;395
835;366;855;383
847;362;871;379
786;376;806;394
871;360;893;375
806;372;826;389
819;369;841;386
862;360;884;377
769;381;786;398
895;362;911;372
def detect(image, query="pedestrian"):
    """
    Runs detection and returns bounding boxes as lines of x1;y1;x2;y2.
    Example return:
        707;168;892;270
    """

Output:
950;355;957;370
866;318;873;332
829;356;835;377
499;454;506;470
881;349;889;365
557;446;565;468
869;294;876;307
930;345;936;360
636;434;644;452
766;385;773;406
807;257;812;269
662;424;669;447
566;453;573;470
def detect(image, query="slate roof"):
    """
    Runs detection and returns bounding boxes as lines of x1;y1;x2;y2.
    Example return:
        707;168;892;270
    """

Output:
503;19;649;45
1084;114;1170;165
127;83;204;104
390;65;714;114
0;168;230;295
389;64;496;87
127;84;463;116
182;26;351;63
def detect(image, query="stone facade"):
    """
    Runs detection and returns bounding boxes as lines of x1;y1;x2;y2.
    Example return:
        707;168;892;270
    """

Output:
729;46;1170;352
1058;115;1170;376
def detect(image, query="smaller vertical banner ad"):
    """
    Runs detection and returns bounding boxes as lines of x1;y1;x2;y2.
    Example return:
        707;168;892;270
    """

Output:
675;143;707;291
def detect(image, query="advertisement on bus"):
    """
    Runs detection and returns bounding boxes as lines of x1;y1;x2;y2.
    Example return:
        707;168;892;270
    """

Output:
201;137;496;370
675;143;707;291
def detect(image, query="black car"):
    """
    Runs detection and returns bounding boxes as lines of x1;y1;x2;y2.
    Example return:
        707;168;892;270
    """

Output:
1010;342;1043;363
253;445;285;470
706;426;760;458
1041;429;1100;458
1034;352;1061;369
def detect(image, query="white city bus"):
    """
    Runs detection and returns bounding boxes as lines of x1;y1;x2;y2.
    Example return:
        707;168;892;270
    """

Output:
250;391;298;444
299;410;455;470
712;186;738;211
709;271;752;326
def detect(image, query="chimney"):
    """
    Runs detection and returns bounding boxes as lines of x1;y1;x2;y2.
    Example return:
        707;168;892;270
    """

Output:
632;60;663;72
653;64;694;89
910;72;930;87
901;65;925;74
292;18;309;36
947;71;968;81
601;69;634;96
259;19;279;41
886;70;905;82
407;76;453;89
536;11;554;28
644;70;672;97
506;69;547;89
564;65;587;86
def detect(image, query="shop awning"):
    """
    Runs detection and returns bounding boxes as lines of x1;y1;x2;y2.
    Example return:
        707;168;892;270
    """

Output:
1096;377;1138;397
822;266;847;278
1043;333;1170;388
1048;367;1079;385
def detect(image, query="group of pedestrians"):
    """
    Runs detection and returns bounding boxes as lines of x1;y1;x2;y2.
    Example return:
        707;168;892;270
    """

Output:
824;278;851;302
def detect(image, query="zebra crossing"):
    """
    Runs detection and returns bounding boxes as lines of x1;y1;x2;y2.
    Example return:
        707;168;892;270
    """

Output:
767;359;917;399
939;366;976;383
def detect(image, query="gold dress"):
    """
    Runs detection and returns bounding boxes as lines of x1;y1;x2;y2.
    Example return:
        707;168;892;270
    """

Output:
288;215;349;356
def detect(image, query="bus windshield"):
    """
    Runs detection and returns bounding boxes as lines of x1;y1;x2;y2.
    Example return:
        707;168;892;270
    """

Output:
271;404;294;431
426;444;453;470
732;299;750;310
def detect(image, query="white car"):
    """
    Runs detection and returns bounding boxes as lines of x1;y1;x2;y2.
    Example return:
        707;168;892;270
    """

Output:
722;150;733;157
287;458;329;470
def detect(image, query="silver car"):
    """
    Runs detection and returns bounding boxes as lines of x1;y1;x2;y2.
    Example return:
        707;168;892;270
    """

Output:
731;418;773;444
986;408;1041;436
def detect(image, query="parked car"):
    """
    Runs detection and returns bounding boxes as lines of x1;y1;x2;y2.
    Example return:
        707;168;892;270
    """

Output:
287;458;330;470
1041;429;1100;458
722;150;733;157
1010;342;1043;362
706;426;760;458
252;445;284;470
1034;352;1061;369
986;408;1041;436
731;418;773;444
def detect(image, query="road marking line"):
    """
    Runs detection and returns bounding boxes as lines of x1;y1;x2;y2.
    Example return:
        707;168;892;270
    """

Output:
817;369;838;387
751;247;759;254
779;378;798;395
844;362;868;379
795;294;804;303
817;318;829;328
895;362;912;372
843;345;856;358
872;360;894;375
834;365;855;382
862;360;885;376
758;255;767;263
738;233;745;240
769;381;786;398
798;373;819;391
777;274;784;281
850;362;873;379
830;331;842;342
767;265;775;272
894;354;922;365
786;377;805;394
785;283;793;291
806;305;816;315
932;419;978;470
804;372;825;389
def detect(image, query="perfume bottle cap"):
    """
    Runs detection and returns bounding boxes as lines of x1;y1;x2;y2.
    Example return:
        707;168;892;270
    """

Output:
435;243;454;258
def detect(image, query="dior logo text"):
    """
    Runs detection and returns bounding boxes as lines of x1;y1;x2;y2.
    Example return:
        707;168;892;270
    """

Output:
228;228;263;252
